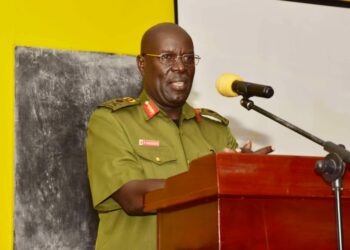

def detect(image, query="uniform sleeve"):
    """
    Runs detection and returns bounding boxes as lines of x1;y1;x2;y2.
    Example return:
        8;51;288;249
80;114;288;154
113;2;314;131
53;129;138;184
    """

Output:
199;117;238;152
225;126;238;150
86;108;145;212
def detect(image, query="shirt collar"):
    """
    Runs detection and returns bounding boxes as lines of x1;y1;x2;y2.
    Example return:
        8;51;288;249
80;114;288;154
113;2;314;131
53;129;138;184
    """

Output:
138;89;199;123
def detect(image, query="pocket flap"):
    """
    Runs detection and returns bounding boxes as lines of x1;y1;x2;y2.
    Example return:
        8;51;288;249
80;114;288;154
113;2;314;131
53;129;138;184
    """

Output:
135;146;176;165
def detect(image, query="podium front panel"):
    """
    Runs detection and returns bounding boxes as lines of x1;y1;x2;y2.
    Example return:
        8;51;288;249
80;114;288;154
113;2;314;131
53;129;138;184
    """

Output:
145;154;350;249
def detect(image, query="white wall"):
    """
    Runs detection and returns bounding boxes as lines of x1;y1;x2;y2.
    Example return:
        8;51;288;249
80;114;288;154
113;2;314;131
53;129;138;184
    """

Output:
178;0;350;156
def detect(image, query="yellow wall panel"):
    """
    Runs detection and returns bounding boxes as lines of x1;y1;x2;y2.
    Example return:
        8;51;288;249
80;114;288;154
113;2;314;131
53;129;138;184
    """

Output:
0;0;174;249
0;1;15;249
14;0;174;54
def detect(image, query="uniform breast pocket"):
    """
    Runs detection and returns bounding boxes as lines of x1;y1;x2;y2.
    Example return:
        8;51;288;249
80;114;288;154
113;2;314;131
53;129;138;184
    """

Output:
134;146;177;178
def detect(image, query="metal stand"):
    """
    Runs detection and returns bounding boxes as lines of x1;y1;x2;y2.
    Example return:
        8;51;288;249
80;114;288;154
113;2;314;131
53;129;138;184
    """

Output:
315;153;346;250
240;97;350;250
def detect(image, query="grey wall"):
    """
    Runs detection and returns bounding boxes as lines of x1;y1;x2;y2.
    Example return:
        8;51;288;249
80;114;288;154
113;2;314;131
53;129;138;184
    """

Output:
178;0;350;156
14;47;142;250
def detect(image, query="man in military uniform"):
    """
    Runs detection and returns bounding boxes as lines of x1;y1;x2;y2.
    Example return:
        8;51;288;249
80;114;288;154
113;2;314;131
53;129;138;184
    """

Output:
86;23;272;250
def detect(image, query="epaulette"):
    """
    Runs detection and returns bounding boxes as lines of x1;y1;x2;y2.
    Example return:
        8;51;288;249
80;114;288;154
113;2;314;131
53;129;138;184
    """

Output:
98;97;139;111
196;108;229;126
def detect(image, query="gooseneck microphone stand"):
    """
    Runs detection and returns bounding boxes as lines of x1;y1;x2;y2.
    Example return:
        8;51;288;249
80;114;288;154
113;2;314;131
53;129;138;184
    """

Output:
240;97;350;250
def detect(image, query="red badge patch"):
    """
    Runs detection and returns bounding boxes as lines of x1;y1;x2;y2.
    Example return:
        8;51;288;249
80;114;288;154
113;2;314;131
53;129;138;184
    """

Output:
143;100;159;118
194;108;201;123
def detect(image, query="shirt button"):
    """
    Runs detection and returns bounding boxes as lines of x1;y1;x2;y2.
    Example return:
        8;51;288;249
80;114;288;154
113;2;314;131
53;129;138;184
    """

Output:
155;157;161;162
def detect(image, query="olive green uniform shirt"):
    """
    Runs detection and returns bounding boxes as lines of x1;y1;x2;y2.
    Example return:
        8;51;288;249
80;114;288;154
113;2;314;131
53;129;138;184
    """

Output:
86;90;237;250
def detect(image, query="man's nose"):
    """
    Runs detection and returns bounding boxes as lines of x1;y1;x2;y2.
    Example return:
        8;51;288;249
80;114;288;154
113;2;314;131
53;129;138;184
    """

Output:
171;56;186;71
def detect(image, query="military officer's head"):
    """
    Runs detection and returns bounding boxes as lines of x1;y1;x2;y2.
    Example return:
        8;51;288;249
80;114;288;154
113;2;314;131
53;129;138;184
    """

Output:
137;23;200;119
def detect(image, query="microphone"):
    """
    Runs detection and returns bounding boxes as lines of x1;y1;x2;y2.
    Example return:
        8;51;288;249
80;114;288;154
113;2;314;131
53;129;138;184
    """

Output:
216;73;274;98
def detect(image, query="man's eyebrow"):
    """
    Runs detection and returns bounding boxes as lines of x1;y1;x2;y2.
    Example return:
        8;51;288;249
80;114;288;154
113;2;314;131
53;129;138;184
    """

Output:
159;49;176;53
159;50;195;54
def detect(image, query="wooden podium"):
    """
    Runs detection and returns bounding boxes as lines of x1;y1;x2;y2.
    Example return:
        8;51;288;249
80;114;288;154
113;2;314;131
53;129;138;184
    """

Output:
144;153;350;250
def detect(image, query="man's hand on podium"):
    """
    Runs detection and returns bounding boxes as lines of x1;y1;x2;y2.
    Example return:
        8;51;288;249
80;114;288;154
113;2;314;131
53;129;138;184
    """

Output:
225;140;274;154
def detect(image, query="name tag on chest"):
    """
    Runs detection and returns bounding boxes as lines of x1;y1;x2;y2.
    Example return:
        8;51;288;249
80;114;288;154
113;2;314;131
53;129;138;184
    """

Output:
139;139;160;147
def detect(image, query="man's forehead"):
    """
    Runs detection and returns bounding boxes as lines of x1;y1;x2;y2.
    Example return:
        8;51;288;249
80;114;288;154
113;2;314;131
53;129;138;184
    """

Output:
157;32;192;46
141;24;193;52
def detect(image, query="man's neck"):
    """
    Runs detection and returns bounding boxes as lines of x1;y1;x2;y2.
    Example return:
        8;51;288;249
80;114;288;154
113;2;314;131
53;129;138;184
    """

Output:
163;108;182;121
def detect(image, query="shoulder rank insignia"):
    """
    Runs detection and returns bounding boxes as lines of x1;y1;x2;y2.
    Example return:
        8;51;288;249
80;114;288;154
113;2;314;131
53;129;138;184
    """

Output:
195;108;229;126
98;97;139;111
143;100;159;119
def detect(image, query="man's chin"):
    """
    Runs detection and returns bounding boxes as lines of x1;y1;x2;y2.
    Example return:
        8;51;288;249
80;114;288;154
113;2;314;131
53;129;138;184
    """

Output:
171;95;188;106
163;99;186;110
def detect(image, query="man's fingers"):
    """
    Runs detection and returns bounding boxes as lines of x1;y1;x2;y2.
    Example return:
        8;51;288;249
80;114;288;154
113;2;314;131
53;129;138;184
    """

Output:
224;148;234;153
242;140;252;150
224;144;275;155
253;146;274;155
224;147;241;153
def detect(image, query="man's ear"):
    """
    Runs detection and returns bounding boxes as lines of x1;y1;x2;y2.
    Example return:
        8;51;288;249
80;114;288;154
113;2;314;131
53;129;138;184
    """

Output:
136;55;145;76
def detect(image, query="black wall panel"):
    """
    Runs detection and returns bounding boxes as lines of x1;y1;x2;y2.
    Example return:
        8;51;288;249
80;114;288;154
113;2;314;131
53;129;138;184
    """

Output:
14;47;142;250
